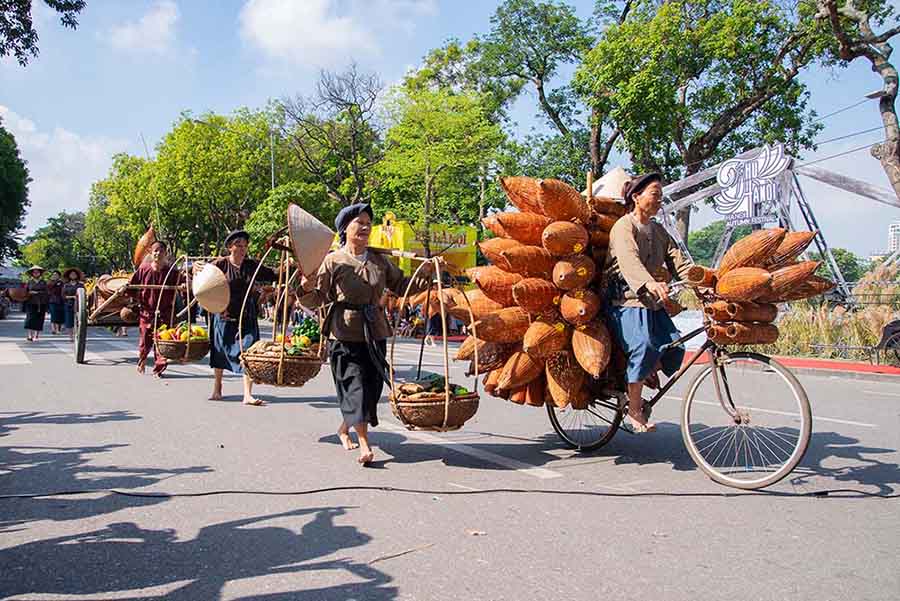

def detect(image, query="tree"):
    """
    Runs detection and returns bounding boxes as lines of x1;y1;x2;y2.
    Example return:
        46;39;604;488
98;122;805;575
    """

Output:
17;211;95;272
687;219;751;266
279;64;383;207
1;0;86;65
244;181;341;255
0;121;30;260
575;0;825;241
83;180;136;272
810;247;867;282
815;1;900;199
377;88;505;255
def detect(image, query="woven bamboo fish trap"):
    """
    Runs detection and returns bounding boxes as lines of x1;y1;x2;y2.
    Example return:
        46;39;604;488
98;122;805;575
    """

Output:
761;274;836;302
765;231;817;271
553;255;595;290
494;213;553;246
447;289;503;324
512;278;560;314
571;321;612;378
546;350;586;408
522;320;570;359
481;215;508;238
499;176;545;215
471;265;523;306
472;307;531;343
704;300;778;323
390;257;480;431
542;221;589;256
539;179;590;223
686;265;717;288
717;228;786;276
496;350;544;391
478;238;519;268
766;261;821;300
500;245;555;279
715;267;773;301
560;289;601;326
587;196;628;217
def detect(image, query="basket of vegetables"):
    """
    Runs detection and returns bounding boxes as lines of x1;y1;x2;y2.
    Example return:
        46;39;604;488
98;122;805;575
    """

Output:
241;323;324;387
155;322;210;362
389;372;479;430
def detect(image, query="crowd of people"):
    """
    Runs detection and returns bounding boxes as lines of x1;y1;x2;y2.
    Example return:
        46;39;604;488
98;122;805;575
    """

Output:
4;172;687;458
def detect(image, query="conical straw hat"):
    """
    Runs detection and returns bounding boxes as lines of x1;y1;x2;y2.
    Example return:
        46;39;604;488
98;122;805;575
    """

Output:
585;166;632;200
192;263;230;314
287;204;335;276
133;226;156;268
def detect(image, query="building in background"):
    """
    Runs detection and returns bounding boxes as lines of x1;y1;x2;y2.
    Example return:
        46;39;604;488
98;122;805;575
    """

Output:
889;222;900;253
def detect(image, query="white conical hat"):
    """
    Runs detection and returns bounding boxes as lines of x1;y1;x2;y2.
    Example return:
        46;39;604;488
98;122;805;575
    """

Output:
287;203;335;276
192;263;230;314
585;166;632;200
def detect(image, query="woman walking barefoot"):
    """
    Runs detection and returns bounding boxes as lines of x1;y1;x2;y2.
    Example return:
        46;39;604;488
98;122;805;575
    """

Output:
300;203;433;465
23;266;48;342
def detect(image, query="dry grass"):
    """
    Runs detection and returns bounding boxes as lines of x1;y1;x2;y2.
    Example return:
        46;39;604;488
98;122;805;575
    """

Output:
853;263;900;307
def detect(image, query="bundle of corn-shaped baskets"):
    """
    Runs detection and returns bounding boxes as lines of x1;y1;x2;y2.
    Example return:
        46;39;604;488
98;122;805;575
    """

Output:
684;228;836;345
426;176;625;409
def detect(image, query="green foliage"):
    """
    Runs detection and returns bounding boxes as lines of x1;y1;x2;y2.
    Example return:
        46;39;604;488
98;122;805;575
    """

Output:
17;211;97;272
0;122;30;260
0;0;86;65
245;181;340;254
687;220;752;267
810;247;868;283
82;180;135;271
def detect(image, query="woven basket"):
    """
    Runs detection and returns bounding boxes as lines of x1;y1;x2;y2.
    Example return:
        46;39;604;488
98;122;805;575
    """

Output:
390;392;479;430
512;278;560;314
447;289;504;324
499;176;546;215
765;231;817;271
686;265;717;288
472;307;531;343
523;320;569;359
553;255;595;290
496;350;544;391
539;179;590;222
715;267;773;301
704;300;778;323
500;245;555;279
471;266;523;306
157;339;210;362
560;289;601;326
478;238;520;268
494;212;552;246
242;349;324;387
542;221;588;256
587;196;627;217
572;321;611;378
718;228;786;276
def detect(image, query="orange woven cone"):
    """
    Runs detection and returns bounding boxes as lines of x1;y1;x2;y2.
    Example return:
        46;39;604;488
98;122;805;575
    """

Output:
546;351;586;408
448;289;504;324
569;386;590;410
590;213;618;233
766;275;835;302
725;322;780;345
704;300;778;323
718;228;787;276
542;221;589;256
468;342;518;375
715;267;773;301
765;231;817;271
471;266;523;306
133;226;156;268
539;179;590;222
497;351;545;391
522;320;570;359
560;289;601;326
686;265;717;288
765;261;821;300
494;212;552;245
571;322;612;378
455;336;486;361
482;215;507;238
478;238;519;269
588;196;627;217
509;386;528;405
524;375;546;407
472;307;531;343
706;323;731;344
512;277;560;314
499;176;545;215
587;227;610;247
484;368;502;394
500;245;555;279
553;255;595;290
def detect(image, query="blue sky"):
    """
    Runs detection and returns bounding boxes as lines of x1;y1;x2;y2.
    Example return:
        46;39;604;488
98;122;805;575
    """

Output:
1;0;898;258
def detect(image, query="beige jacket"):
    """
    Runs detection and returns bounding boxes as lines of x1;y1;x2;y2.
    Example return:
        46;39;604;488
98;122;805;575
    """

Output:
299;249;431;342
606;213;692;309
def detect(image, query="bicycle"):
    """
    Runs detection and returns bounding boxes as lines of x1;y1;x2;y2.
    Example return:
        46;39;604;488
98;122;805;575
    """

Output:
547;285;812;490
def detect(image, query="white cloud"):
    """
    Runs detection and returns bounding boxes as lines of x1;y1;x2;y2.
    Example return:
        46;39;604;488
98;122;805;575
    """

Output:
0;105;128;234
238;0;437;68
107;0;179;55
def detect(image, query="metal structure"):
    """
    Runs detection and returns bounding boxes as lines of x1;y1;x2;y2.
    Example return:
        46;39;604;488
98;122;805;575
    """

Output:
657;145;900;303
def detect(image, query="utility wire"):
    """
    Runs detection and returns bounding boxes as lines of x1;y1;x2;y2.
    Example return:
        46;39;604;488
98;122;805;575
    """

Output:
795;140;884;168
812;98;871;123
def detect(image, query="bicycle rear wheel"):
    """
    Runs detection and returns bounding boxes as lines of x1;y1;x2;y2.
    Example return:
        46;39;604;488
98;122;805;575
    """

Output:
547;393;624;451
681;352;811;489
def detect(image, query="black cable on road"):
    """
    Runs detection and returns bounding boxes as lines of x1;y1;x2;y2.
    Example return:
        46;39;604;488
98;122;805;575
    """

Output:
0;485;896;500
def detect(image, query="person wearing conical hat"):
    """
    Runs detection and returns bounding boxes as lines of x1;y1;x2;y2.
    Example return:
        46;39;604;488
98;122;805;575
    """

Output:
299;203;434;465
208;230;278;406
61;268;84;341
23;266;48;342
47;270;65;335
605;173;693;432
127;240;181;377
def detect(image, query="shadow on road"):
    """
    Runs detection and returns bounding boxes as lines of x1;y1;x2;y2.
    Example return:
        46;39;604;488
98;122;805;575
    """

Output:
791;431;900;494
0;507;396;601
0;411;212;533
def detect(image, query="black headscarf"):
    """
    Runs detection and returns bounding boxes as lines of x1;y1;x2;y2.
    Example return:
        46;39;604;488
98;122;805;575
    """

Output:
334;203;374;245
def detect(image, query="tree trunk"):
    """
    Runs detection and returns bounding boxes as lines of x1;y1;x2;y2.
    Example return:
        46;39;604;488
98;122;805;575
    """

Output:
870;59;900;198
673;160;703;242
589;107;601;178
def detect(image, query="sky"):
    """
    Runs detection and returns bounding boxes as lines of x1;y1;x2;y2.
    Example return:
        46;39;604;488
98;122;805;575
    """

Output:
1;0;899;258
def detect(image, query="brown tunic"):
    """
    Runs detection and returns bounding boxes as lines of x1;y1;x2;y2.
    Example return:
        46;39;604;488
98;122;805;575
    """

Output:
606;213;691;309
299;249;431;342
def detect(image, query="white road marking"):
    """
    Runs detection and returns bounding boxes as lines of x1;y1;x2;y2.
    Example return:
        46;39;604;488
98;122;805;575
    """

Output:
863;389;900;397
381;422;562;480
447;482;484;491
663;395;877;428
0;342;30;365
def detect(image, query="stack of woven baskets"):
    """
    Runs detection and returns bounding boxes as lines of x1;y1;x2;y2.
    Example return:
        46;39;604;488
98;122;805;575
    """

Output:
685;228;836;345
436;176;622;410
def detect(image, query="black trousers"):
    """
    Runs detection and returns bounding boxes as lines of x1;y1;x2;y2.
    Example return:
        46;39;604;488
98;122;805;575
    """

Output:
329;339;387;428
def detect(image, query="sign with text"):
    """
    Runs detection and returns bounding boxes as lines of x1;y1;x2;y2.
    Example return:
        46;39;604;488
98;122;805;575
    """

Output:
714;144;791;226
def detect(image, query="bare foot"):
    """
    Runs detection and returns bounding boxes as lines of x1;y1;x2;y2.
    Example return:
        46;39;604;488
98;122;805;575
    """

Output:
137;362;146;375
242;397;266;406
627;410;657;433
153;372;164;379
208;391;223;400
339;432;359;450
358;450;374;465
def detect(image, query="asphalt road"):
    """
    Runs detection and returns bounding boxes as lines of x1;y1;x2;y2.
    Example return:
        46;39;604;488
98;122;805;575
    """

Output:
1;312;898;601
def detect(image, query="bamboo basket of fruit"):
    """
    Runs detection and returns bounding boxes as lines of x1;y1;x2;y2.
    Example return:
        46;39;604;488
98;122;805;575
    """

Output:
239;236;325;387
152;258;209;362
389;257;480;431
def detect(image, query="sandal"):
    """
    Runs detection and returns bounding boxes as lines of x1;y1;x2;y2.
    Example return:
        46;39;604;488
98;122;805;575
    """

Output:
242;398;266;406
627;410;657;433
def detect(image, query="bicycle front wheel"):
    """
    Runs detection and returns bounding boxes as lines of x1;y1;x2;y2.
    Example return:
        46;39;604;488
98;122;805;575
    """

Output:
681;352;811;489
